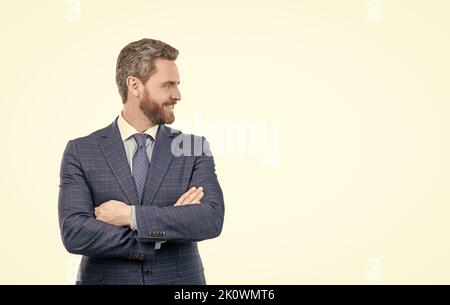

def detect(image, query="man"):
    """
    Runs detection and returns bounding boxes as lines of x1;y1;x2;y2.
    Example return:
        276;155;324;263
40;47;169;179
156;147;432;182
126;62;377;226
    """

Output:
58;38;225;285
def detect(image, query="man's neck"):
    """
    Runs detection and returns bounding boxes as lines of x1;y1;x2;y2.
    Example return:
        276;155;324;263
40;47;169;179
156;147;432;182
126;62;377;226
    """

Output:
122;107;156;133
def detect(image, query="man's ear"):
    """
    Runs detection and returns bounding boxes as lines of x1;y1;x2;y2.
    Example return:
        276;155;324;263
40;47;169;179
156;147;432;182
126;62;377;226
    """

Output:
126;76;143;99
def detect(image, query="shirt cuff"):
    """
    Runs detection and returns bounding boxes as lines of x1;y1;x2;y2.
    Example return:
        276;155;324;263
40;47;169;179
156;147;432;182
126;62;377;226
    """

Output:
130;205;137;230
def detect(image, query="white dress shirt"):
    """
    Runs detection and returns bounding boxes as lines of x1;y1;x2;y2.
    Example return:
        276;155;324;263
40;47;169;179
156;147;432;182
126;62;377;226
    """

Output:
117;112;163;249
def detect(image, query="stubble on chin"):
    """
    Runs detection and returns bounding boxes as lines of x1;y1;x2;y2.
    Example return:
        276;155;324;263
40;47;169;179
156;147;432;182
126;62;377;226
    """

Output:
139;91;175;125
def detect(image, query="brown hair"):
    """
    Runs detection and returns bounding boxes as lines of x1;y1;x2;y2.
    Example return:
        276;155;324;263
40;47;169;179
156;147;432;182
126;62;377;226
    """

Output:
115;38;179;103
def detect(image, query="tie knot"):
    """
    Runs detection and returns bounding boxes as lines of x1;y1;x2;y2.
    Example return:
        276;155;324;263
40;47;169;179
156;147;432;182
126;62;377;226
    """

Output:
133;133;151;148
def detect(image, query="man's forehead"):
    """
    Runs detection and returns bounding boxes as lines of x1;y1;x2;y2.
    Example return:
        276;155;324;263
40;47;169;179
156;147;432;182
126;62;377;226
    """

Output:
153;59;179;80
154;58;178;70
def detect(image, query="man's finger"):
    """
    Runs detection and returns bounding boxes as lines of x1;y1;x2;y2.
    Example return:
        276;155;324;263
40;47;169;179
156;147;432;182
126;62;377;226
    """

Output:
181;187;203;205
174;187;197;206
190;192;204;204
175;188;195;206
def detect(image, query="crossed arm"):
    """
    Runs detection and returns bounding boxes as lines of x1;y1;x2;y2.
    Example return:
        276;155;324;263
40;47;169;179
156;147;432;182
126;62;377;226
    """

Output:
94;187;205;227
58;138;224;260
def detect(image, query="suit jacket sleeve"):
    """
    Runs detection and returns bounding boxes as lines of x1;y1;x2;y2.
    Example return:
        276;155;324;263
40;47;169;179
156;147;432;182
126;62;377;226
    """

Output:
58;140;153;260
134;137;225;242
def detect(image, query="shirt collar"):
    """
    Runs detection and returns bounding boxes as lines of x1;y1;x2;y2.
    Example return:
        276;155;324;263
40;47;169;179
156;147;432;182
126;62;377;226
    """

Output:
117;111;159;142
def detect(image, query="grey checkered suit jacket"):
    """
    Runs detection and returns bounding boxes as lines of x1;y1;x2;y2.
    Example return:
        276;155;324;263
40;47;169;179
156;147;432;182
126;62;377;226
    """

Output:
58;117;225;285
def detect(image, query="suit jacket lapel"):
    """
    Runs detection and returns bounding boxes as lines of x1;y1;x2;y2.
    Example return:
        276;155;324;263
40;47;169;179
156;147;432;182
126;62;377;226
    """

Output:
98;117;140;205
141;124;175;206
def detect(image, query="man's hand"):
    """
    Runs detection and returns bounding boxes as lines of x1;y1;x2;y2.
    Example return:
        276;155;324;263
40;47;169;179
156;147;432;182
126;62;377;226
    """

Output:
174;187;204;206
95;187;203;228
95;200;131;227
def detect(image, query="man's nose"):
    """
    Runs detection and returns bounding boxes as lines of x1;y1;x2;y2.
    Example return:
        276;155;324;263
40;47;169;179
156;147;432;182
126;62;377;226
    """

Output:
171;87;181;101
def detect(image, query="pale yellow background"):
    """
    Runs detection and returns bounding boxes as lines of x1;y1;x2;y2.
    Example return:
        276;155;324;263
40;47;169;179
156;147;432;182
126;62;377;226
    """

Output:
1;0;449;284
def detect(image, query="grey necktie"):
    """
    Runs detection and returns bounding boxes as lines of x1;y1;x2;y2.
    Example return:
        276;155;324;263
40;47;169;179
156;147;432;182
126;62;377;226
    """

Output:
132;133;152;203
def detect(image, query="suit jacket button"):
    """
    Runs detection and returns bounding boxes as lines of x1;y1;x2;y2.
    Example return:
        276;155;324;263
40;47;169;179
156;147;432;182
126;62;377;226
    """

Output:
144;268;152;276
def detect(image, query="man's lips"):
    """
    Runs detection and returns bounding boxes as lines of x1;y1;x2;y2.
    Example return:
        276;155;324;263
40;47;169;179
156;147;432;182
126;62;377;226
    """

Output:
164;102;177;109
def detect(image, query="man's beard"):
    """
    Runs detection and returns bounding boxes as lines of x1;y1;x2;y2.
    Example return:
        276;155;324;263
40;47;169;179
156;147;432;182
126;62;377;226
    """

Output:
140;90;175;125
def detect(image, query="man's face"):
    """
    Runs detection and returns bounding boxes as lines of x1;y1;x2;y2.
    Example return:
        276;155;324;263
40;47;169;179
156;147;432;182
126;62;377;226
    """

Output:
140;58;181;125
